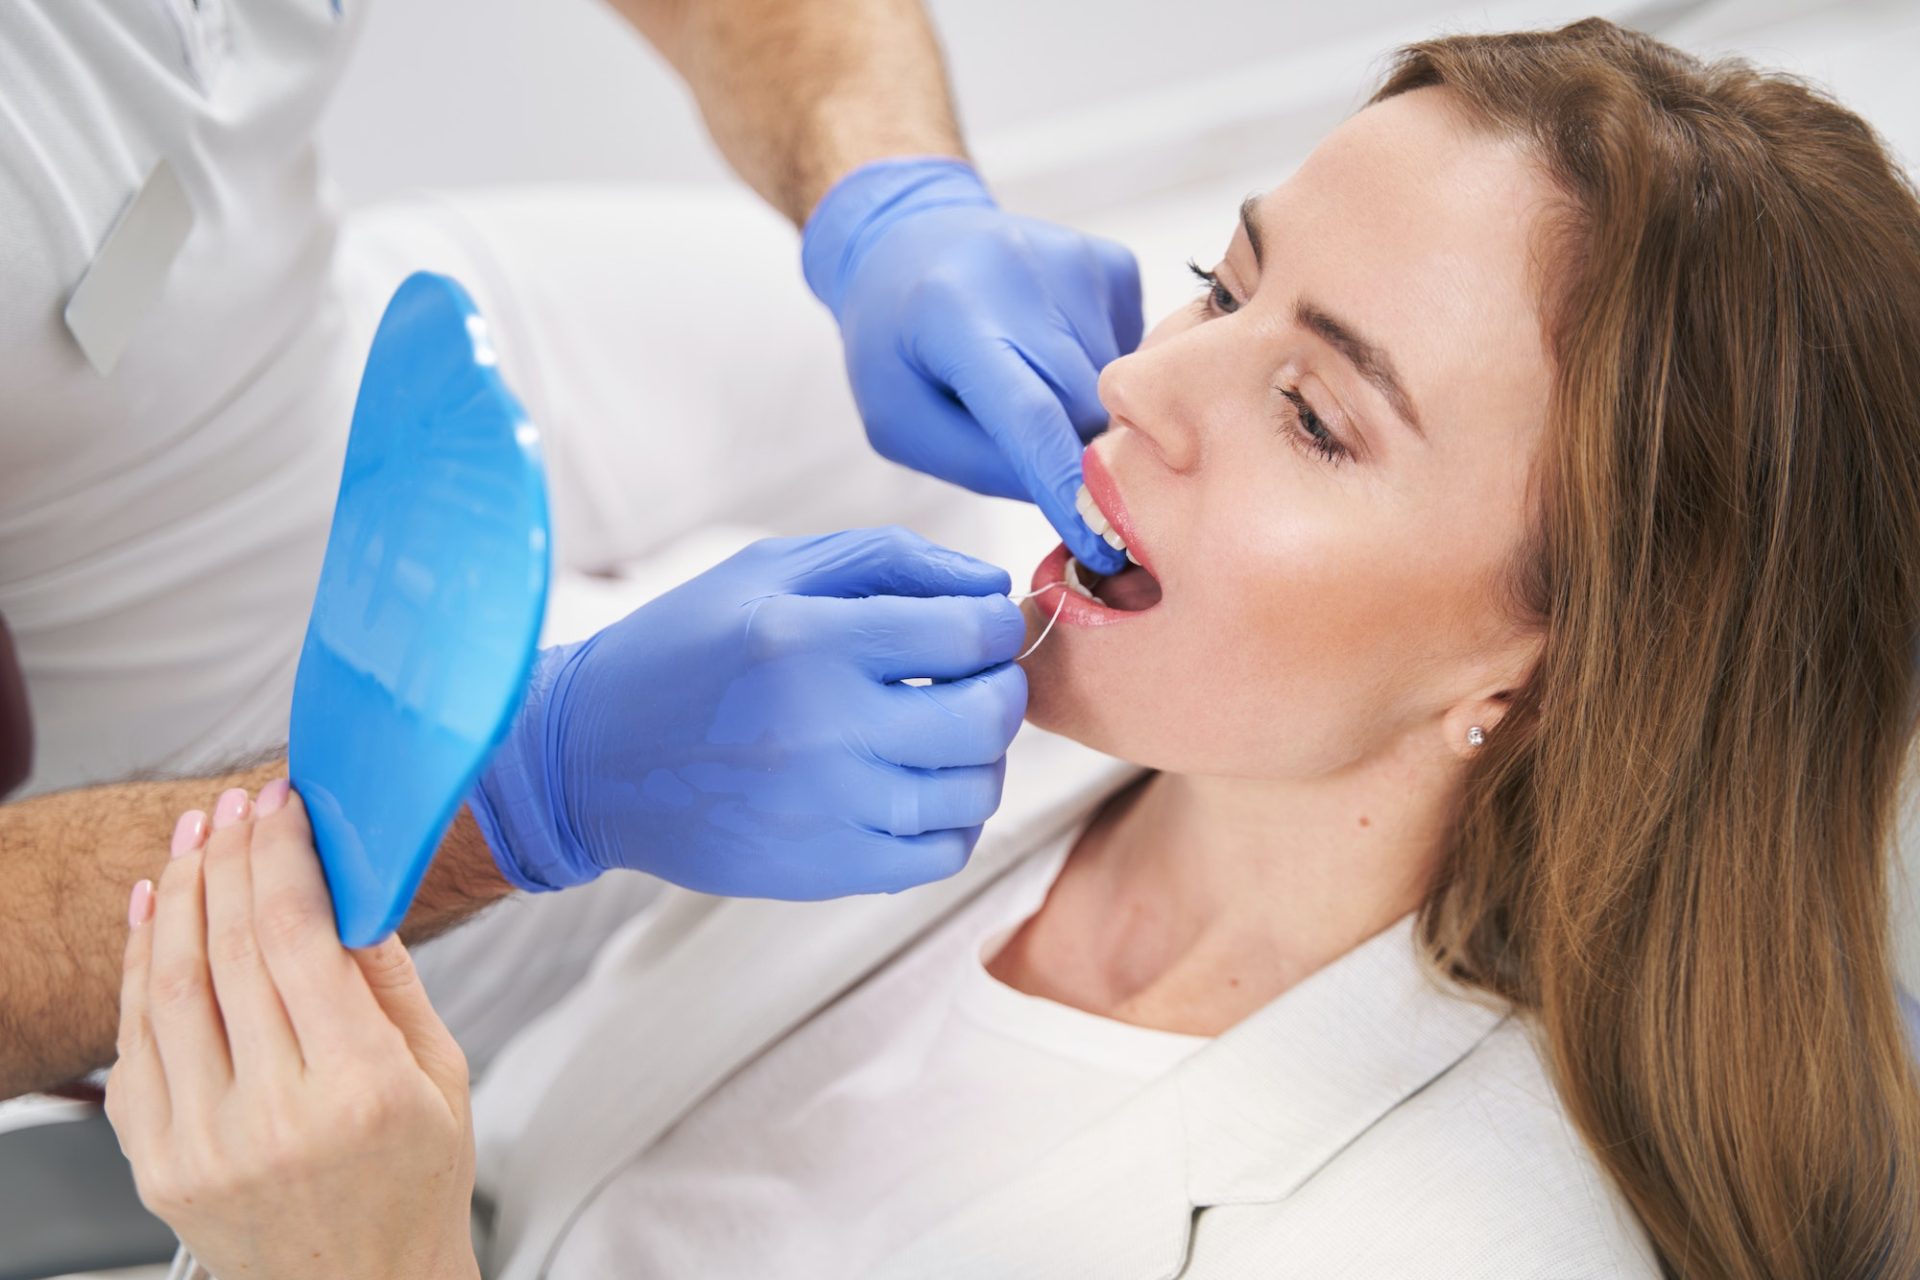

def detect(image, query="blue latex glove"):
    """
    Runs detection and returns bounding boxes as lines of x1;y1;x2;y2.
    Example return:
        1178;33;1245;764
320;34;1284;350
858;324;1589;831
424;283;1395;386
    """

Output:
467;527;1028;899
803;156;1143;576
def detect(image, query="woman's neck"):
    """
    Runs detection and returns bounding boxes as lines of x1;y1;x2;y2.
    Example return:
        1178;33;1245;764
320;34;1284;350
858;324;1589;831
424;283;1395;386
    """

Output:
988;738;1459;1035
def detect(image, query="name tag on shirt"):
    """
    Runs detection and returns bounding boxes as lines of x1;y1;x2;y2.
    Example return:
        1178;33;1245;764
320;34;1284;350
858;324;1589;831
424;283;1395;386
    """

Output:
63;158;195;375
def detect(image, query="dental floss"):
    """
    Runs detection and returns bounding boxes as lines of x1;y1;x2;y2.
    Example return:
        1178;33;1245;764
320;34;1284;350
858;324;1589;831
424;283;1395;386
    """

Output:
1010;583;1071;661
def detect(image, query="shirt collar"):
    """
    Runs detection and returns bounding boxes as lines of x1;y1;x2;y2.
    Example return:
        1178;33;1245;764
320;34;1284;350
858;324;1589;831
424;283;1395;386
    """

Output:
1176;915;1510;1206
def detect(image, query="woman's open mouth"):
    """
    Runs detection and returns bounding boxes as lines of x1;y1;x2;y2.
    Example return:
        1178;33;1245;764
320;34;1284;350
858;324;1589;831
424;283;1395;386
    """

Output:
1064;547;1164;611
1027;542;1158;625
1024;449;1164;629
1028;542;1163;630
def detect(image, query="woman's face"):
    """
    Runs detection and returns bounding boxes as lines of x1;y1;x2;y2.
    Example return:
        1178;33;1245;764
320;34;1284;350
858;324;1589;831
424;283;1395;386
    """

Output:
1022;88;1559;779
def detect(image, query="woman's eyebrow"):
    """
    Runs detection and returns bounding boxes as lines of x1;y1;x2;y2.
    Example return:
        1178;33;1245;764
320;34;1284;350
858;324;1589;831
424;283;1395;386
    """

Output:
1239;194;1426;441
1238;194;1266;263
1294;302;1425;440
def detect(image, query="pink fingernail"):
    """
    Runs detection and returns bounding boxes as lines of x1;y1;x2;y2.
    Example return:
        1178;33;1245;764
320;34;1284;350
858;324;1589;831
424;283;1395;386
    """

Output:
256;778;291;817
128;880;154;928
171;810;207;858
212;788;250;830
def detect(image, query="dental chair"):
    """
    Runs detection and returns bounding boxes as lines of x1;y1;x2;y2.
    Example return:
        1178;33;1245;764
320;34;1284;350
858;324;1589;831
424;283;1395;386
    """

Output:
0;1100;175;1280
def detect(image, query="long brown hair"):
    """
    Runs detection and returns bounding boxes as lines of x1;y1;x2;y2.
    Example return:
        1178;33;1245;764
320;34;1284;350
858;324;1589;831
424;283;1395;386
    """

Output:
1378;20;1920;1279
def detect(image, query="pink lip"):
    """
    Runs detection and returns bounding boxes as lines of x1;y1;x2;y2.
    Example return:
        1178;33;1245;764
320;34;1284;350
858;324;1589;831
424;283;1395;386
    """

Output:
1080;447;1159;582
1021;447;1164;632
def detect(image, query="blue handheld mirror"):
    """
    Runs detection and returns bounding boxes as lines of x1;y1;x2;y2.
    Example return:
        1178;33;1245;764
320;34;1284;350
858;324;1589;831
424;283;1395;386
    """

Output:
289;273;550;947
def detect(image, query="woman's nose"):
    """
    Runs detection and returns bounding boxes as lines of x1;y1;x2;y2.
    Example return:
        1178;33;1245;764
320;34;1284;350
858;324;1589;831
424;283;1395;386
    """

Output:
1096;340;1202;473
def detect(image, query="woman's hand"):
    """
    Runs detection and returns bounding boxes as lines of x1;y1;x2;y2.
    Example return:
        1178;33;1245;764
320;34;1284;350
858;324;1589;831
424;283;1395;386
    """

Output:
105;781;479;1280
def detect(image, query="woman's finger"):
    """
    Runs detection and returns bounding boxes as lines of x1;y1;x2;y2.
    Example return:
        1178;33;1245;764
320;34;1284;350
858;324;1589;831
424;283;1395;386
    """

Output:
351;938;469;1104
146;803;232;1119
105;878;167;1149
247;787;392;1063
202;781;303;1081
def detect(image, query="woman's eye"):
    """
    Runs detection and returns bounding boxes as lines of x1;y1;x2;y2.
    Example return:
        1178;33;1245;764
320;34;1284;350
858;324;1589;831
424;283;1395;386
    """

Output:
1181;259;1348;465
1187;259;1240;315
1280;387;1350;465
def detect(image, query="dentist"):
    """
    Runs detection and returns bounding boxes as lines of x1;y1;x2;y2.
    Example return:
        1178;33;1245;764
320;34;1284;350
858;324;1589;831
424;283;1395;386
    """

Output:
0;0;1140;1099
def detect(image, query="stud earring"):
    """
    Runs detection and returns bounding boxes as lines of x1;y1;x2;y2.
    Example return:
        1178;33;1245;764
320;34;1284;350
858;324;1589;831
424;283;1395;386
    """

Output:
1466;726;1486;747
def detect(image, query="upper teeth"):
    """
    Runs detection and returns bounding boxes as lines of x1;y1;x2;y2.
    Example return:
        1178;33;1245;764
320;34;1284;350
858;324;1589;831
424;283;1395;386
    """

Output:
1076;482;1130;554
1062;556;1097;598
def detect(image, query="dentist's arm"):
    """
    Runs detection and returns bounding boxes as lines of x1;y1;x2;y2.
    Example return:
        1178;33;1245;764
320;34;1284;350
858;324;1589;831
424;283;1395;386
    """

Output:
608;0;961;225
606;0;1145;573
0;763;508;1100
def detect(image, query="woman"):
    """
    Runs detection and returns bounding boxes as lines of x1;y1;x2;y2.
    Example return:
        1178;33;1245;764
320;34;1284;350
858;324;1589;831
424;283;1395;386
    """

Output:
105;19;1920;1280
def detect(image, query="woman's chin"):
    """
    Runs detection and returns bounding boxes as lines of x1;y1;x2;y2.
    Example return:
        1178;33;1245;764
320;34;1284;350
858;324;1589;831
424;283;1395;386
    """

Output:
1017;631;1124;756
1019;681;1071;738
1014;556;1173;762
1021;689;1158;776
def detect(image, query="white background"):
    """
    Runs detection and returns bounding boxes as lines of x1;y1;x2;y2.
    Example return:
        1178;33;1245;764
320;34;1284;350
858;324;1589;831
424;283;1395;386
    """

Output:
320;0;1919;205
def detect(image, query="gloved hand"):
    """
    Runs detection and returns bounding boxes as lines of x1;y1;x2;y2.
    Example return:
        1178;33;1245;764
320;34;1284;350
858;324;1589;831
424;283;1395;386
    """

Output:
467;527;1028;900
803;156;1144;576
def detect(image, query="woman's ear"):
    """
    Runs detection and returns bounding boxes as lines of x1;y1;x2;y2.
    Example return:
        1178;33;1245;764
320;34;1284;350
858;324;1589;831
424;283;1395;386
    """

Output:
1441;630;1539;760
1442;690;1512;761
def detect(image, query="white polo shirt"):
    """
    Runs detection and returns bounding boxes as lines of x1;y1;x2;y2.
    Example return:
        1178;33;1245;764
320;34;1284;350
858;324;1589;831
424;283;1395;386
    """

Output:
0;0;365;796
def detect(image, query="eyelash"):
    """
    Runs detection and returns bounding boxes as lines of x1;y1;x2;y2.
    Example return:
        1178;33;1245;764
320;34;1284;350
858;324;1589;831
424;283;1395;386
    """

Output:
1186;260;1351;465
1186;257;1240;317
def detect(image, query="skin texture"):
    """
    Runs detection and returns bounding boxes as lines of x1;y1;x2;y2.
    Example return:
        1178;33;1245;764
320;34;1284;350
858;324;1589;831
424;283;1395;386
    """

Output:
997;88;1561;1034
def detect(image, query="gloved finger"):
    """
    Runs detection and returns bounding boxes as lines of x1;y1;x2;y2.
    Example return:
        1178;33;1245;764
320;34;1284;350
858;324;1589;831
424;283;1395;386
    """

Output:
852;360;1029;500
1109;267;1145;357
767;526;1013;601
1012;326;1110;440
789;591;1025;682
841;825;981;895
950;353;1125;575
858;759;1007;837
745;825;980;900
1034;231;1141;375
1095;234;1146;356
869;665;1027;769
